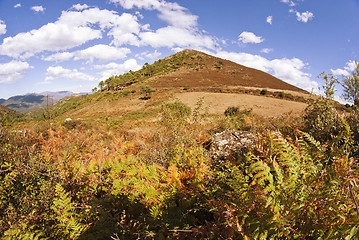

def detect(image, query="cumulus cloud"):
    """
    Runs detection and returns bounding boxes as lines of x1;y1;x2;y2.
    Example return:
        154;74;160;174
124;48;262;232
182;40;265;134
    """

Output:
75;45;131;63
0;8;140;58
14;3;21;8
266;16;273;25
31;6;45;13
43;52;75;62
71;4;90;11
261;48;273;54
0;2;217;60
214;50;317;91
111;0;198;28
331;60;357;76
290;10;314;23
0;61;32;83
238;32;264;44
43;45;131;63
140;26;216;49
145;50;162;61
94;59;142;81
0;20;6;35
0;23;102;58
46;66;96;82
110;0;217;49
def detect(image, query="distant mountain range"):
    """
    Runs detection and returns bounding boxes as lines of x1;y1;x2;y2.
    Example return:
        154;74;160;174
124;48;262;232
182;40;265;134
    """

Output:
0;91;75;113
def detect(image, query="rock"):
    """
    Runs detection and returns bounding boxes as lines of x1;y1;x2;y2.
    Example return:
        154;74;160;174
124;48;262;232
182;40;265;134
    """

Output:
209;130;255;159
65;118;72;122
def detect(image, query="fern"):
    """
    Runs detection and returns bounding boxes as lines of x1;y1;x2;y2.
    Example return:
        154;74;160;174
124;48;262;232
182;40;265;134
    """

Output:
2;223;45;240
50;184;88;240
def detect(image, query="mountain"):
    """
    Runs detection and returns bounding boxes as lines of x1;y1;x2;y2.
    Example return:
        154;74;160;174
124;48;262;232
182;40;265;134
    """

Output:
40;91;75;101
100;49;308;94
49;50;311;121
151;49;307;92
1;91;74;113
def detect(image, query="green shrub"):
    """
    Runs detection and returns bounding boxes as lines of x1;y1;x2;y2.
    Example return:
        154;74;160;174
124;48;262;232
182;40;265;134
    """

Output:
279;91;285;98
161;101;191;120
260;89;268;95
303;98;344;144
224;106;239;117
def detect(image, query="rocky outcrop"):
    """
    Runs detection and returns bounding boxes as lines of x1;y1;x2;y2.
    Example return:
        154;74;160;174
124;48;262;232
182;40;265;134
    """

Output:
209;130;256;159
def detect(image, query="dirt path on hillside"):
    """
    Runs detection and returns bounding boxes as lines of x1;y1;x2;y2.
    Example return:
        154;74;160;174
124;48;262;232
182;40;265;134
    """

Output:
174;92;307;117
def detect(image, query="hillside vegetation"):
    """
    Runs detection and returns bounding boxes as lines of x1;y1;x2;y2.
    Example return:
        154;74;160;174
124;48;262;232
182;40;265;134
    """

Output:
1;53;359;239
97;49;308;93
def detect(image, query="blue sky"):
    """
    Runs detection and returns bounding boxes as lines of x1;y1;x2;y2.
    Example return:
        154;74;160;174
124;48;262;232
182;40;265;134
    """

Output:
0;0;358;102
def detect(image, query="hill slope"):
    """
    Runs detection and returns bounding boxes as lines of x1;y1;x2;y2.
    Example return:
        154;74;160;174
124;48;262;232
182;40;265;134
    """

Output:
1;91;74;113
50;50;311;120
100;49;308;94
149;49;307;93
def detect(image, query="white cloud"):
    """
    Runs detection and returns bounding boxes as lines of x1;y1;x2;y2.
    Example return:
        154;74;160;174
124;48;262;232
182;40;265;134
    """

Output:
111;0;217;49
261;48;273;54
107;13;141;47
214;50;317;91
331;60;357;76
0;20;6;35
0;7;140;58
294;10;314;23
0;61;32;83
281;0;296;7
94;59;142;81
266;16;273;25
0;3;217;60
111;0;199;28
31;6;45;13
0;23;102;58
74;45;131;63
145;50;162;60
44;45;131;63
43;52;75;62
139;26;217;49
238;31;264;44
14;3;21;8
71;4;90;11
46;66;96;82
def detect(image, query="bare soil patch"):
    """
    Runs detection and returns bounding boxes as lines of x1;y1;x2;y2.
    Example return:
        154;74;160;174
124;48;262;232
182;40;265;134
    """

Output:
174;92;307;117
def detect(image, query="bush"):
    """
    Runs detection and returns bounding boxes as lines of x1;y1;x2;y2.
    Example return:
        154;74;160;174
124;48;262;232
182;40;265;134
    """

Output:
303;98;344;144
161;101;191;120
224;106;239;117
221;106;253;131
260;89;268;95
279;91;285;98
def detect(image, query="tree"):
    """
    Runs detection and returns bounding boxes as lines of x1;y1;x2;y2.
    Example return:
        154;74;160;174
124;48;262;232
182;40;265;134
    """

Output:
340;61;359;105
98;81;105;91
318;72;337;100
140;85;154;99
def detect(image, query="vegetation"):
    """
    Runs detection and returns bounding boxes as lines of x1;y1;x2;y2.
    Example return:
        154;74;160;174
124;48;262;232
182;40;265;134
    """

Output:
1;64;359;239
340;61;359;105
96;50;206;93
140;85;155;99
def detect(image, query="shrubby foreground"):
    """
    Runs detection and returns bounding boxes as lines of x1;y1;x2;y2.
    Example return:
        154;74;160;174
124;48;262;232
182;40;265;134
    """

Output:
1;97;359;239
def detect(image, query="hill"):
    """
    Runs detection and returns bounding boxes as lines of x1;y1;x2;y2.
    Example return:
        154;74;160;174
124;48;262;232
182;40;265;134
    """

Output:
0;104;15;115
99;49;308;94
1;91;74;113
52;49;308;120
150;49;307;92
